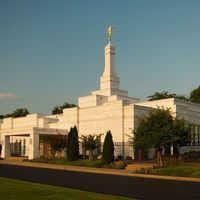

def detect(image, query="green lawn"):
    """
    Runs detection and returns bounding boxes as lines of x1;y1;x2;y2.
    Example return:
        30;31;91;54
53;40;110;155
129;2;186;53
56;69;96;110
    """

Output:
150;165;200;178
0;177;131;200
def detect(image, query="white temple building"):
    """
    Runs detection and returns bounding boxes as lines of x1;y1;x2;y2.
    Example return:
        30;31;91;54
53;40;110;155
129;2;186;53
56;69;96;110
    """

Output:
1;30;200;160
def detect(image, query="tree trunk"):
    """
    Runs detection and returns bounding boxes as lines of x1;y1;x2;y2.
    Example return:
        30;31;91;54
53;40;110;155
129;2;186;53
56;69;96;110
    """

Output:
139;149;141;164
58;150;62;158
157;150;164;167
89;150;93;163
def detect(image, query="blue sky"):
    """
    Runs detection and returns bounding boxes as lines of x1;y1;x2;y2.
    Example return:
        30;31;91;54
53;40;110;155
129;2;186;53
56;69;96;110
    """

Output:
1;0;200;115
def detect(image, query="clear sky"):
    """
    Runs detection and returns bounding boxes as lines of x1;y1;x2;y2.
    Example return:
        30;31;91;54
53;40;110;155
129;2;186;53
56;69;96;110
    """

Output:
1;0;200;115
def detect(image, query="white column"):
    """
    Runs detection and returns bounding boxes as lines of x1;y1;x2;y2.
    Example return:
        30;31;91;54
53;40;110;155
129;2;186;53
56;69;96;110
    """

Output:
29;133;40;160
170;145;174;155
1;135;10;158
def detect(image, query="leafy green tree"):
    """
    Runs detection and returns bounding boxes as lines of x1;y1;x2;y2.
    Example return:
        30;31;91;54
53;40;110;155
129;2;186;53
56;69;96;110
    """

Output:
148;91;188;101
102;130;114;164
134;108;191;166
190;86;200;103
66;126;79;161
52;101;77;114
12;108;29;118
148;91;176;101
171;118;191;158
51;133;67;158
134;108;173;167
40;133;67;159
52;106;61;115
4;108;29;118
81;134;101;162
176;95;189;101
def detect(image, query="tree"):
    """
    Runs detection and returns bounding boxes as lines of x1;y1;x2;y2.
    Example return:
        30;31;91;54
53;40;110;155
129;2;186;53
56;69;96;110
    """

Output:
66;126;79;161
148;91;188;101
102;131;114;164
4;108;29;118
148;91;176;101
39;133;67;159
134;108;173;167
190;86;200;103
51;132;67;158
81;134;101;162
171;118;191;159
134;108;191;167
52;101;77;114
51;106;61;115
12;108;29;118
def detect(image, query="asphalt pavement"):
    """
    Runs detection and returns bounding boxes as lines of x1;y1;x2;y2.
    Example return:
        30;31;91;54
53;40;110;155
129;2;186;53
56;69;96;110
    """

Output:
0;163;200;200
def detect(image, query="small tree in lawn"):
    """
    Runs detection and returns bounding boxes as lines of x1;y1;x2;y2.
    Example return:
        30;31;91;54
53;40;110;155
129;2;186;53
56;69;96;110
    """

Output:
81;134;101;162
66;126;79;161
102;130;114;164
134;108;173;167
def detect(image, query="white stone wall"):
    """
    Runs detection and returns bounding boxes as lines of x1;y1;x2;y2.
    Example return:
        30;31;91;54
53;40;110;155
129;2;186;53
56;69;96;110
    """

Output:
123;104;134;141
175;99;200;124
137;98;200;125
1;118;13;129
78;100;124;142
136;98;176;114
0;114;60;131
49;107;78;130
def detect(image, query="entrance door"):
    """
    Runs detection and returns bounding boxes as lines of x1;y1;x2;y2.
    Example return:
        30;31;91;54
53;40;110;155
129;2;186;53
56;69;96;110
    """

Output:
11;140;22;156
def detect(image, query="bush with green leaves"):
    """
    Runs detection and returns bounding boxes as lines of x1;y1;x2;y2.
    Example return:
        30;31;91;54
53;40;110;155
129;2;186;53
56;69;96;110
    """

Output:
102;130;114;164
81;134;101;162
66;126;79;161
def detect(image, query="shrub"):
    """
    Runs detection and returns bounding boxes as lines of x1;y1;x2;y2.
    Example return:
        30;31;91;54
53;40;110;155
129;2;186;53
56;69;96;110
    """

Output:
112;161;126;169
66;126;79;161
139;168;146;174
102;131;114;164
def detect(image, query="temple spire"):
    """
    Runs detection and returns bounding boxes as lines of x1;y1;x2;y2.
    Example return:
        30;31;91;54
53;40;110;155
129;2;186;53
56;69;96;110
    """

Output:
100;26;119;93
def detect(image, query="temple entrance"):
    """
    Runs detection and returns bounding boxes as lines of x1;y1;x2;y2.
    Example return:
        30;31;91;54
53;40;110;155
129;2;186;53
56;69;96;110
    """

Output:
10;139;26;157
1;128;67;160
39;134;67;158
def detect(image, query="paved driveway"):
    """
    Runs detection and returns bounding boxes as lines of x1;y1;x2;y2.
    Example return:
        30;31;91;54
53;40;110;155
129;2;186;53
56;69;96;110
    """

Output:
0;163;200;200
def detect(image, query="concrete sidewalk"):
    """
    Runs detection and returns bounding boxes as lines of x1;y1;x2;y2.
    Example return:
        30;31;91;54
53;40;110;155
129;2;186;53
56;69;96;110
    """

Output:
0;159;200;183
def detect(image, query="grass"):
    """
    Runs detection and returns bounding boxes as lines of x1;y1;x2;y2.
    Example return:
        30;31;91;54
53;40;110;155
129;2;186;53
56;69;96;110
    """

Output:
150;165;200;178
0;177;131;200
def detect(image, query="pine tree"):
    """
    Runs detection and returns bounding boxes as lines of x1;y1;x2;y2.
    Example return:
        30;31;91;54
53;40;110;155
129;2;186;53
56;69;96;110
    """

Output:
73;126;79;160
66;126;79;161
102;130;114;164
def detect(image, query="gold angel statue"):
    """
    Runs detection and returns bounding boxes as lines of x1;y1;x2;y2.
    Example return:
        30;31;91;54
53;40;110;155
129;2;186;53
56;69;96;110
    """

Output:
107;25;114;42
